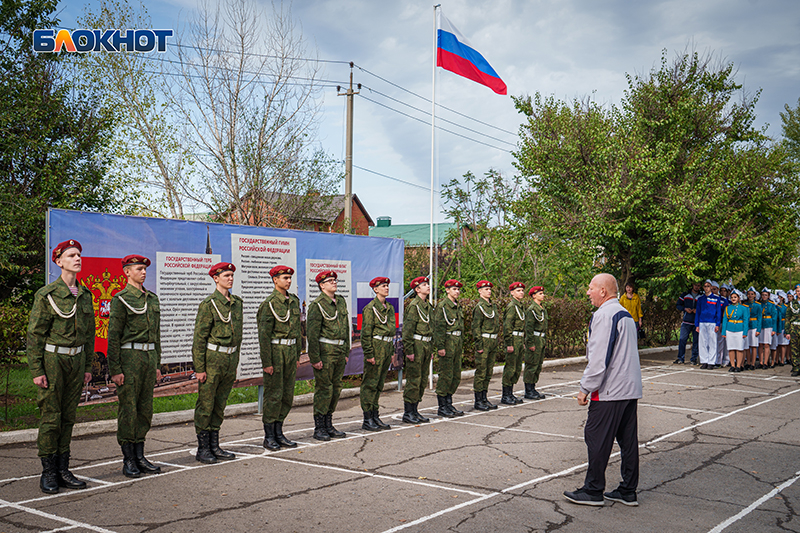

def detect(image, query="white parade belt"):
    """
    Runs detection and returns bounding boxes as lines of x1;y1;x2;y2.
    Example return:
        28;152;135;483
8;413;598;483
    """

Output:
413;334;432;342
512;331;524;336
319;337;345;346
481;333;498;339
792;321;800;326
207;343;237;354
532;331;545;337
447;330;461;336
45;344;83;355
372;335;394;342
121;342;155;351
271;338;297;345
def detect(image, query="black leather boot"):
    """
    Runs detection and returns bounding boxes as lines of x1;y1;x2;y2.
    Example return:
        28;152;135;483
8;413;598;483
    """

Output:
402;401;421;424
40;454;59;494
474;391;490;411
500;385;516;405
313;414;331;441
531;385;545;400
447;395;464;416
195;431;217;464
413;403;430;423
437;394;456;418
210;431;236;460
483;391;498;410
362;411;381;431
524;383;536;399
373;410;391;429
56;451;87;489
274;421;297;448
511;387;524;404
133;442;161;474
263;423;280;451
121;443;141;478
324;414;346;438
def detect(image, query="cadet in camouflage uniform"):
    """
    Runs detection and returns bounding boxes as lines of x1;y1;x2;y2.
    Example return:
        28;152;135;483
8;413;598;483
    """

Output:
402;276;434;424
472;280;500;411
359;276;395;431
108;254;162;478
192;262;243;463
433;279;465;418
523;286;548;400
502;282;527;405
28;240;94;494
257;265;302;450
786;283;800;377
307;270;351;441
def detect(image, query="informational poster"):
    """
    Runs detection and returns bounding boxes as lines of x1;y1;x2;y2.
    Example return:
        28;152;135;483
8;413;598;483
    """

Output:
306;259;352;328
231;234;297;379
155;252;220;364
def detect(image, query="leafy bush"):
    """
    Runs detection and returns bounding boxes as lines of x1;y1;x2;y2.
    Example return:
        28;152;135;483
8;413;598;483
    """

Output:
0;301;30;421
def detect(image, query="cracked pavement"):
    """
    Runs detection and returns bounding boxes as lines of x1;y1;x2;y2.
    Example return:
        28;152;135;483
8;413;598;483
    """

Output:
1;351;798;532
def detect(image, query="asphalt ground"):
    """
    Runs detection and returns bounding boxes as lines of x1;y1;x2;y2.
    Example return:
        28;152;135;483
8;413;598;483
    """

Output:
1;350;799;533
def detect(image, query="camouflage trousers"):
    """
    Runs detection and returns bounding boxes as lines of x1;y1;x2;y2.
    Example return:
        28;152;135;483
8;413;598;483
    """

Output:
116;348;158;445
524;338;545;384
194;349;238;433
474;338;498;392
791;337;800;372
435;335;463;397
502;336;525;387
403;340;432;404
312;346;347;416
360;339;393;412
37;350;87;457
262;344;298;424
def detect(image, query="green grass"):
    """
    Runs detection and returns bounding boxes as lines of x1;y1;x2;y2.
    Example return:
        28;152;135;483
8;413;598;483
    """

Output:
0;364;360;432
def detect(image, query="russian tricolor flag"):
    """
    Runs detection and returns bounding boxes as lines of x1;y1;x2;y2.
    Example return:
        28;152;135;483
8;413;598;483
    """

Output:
436;12;507;95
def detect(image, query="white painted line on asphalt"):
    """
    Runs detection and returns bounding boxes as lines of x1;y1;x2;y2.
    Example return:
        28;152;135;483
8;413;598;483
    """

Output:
265;455;488;497
638;403;724;415
153;460;191;469
380;493;498;533
707;469;800;533
645;381;704;388
453;421;581;440
714;388;773;396
74;475;113;486
502;460;590;493
40;525;80;533
0;497;116;533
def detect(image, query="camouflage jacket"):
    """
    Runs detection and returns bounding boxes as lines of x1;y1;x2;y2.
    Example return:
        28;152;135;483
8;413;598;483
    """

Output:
472;299;500;352
525;301;548;350
785;300;800;336
257;290;302;368
361;297;396;359
27;277;95;378
503;298;526;347
402;295;433;354
108;285;161;375
192;289;243;373
433;296;463;351
306;293;350;365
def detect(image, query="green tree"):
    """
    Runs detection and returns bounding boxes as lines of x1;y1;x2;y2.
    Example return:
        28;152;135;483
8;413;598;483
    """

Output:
781;97;800;164
0;300;28;422
0;0;133;301
512;51;800;299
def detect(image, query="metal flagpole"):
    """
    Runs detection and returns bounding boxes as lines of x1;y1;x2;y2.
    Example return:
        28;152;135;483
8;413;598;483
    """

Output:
429;4;440;390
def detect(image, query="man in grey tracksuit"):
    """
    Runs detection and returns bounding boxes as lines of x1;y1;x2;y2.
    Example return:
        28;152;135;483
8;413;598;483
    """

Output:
564;273;643;507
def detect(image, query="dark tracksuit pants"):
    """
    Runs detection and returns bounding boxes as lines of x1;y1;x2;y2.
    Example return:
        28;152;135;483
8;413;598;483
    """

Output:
583;399;639;496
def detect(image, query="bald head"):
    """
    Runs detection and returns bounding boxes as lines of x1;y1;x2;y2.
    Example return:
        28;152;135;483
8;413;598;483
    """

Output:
587;273;619;307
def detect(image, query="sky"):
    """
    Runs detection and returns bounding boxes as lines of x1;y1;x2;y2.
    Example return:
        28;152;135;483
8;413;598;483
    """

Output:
57;0;800;225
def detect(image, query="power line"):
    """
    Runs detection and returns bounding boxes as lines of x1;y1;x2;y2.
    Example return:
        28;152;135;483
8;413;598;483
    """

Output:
354;64;518;136
359;94;510;152
362;84;516;147
353;165;438;193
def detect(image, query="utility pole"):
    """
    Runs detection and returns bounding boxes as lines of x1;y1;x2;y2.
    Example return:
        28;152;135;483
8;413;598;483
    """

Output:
338;63;360;234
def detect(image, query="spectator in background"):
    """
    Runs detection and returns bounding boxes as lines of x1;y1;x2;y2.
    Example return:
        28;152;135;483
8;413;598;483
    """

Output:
619;282;643;335
675;282;702;365
695;280;723;369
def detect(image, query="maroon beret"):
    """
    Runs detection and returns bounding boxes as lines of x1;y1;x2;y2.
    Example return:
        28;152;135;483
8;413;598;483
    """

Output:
52;240;82;263
509;282;525;291
410;276;429;290
122;254;151;268
269;265;294;278
528;286;544;296
209;262;235;277
476;280;493;289
370;276;390;288
443;279;463;288
315;270;337;284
